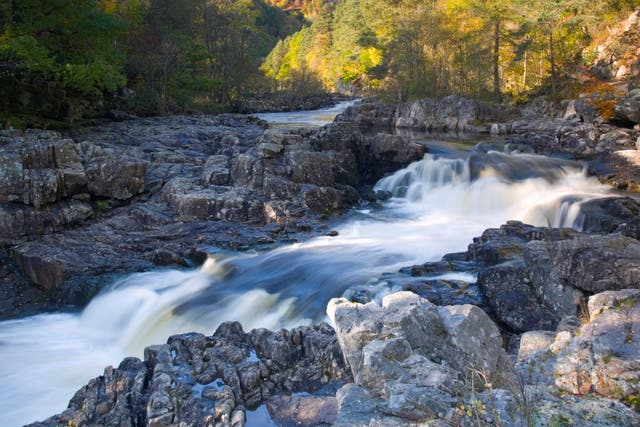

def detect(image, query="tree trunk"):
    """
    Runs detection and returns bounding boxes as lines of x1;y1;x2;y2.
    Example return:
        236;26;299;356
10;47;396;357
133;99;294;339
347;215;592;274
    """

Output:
549;30;558;106
493;19;501;101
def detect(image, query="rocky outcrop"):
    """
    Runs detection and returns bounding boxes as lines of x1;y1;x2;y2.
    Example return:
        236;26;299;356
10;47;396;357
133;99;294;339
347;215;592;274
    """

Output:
0;110;430;319
393;95;487;132
32;289;640;426
30;321;350;427
328;291;510;425
503;119;639;159
590;10;640;81
514;289;640;422
555;289;640;399
591;149;640;192
469;221;640;332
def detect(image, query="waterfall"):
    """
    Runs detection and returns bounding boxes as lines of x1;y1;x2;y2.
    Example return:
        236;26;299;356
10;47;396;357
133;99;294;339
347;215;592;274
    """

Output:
0;149;611;426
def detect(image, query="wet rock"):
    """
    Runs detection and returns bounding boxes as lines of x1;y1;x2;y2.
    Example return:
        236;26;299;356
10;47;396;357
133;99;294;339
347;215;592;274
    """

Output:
579;196;640;240
267;395;337;426
30;357;149;427
591;150;640;192
368;133;425;165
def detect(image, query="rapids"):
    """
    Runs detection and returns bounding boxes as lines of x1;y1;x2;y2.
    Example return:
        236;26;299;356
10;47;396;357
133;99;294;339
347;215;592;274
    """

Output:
0;107;613;426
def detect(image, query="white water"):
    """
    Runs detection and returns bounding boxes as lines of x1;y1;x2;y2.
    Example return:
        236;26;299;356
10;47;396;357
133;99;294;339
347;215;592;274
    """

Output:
0;145;613;425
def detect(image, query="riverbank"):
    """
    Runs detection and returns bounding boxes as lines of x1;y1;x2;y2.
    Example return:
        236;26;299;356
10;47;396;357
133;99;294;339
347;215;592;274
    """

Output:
2;96;640;425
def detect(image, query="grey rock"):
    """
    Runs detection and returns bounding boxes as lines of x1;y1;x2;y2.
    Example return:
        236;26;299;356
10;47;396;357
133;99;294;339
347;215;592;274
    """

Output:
32;322;350;426
328;292;508;425
470;221;640;332
202;155;230;185
393;95;483;132
555;289;640;398
85;157;147;200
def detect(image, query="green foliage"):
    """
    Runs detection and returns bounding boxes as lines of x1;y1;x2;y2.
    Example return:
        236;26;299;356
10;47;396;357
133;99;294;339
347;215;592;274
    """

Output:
1;0;127;125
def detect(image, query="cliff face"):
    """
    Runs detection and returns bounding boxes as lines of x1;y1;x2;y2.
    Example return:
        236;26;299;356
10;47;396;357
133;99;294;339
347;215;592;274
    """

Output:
591;9;640;83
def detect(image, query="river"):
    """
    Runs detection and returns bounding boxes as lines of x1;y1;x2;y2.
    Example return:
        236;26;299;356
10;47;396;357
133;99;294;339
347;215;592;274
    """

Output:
0;101;612;426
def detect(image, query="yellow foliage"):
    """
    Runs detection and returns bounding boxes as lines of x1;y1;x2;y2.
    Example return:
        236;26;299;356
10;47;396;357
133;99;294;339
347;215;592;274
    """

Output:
583;81;623;120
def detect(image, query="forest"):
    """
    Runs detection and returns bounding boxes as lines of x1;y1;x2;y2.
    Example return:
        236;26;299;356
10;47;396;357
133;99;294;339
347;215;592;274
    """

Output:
1;0;640;126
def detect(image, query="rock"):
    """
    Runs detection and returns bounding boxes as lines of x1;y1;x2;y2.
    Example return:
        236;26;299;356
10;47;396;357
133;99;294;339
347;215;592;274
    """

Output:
328;291;509;425
591;150;640;192
438;304;509;377
12;245;67;291
334;101;395;129
0;137;87;208
393;95;484;132
163;178;266;223
32;322;350;426
469;221;640;332
578;196;640;240
518;331;556;362
555;289;640;399
0;201;93;238
85;157;147;200
266;395;338;426
286;150;336;187
201;155;230;185
591;10;640;82
302;186;347;213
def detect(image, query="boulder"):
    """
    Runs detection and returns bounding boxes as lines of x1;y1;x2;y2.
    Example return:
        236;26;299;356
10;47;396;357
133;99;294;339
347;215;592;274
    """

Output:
555;289;640;399
591;150;640;192
328;291;509;425
201;155;230;185
470;222;640;332
393;95;484;132
578;196;640;240
85;157;147;200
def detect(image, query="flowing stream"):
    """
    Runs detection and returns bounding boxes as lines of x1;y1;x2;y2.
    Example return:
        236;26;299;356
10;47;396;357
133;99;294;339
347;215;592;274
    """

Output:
0;104;614;426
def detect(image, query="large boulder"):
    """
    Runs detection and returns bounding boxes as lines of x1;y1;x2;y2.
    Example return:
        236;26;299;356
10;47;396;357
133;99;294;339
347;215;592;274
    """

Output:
470;221;640;332
328;291;509;425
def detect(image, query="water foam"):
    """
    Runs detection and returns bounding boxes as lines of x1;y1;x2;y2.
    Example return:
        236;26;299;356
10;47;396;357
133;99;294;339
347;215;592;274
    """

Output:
0;150;612;426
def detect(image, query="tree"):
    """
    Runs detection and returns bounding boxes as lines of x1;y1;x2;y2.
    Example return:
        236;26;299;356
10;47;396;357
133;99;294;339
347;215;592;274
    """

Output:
0;0;126;123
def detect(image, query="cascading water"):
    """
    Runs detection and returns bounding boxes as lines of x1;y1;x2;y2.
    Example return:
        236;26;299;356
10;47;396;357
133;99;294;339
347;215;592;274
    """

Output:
0;142;613;425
